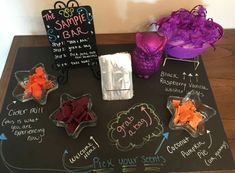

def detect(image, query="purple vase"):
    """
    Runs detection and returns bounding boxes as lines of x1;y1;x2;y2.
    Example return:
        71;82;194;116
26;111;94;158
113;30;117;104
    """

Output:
131;32;167;79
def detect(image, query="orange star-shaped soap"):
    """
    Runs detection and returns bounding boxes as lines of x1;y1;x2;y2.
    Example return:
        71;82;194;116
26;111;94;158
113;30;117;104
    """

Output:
13;63;58;105
167;90;216;137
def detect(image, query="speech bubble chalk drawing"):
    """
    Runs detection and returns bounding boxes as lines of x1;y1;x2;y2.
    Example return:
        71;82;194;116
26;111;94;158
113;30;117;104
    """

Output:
107;103;164;151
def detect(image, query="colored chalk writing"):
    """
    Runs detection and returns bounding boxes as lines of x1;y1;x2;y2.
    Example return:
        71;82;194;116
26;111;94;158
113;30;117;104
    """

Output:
42;5;98;69
107;103;164;151
1;102;45;144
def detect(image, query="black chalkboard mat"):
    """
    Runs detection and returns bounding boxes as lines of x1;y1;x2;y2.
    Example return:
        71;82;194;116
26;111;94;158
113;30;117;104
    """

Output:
0;45;234;173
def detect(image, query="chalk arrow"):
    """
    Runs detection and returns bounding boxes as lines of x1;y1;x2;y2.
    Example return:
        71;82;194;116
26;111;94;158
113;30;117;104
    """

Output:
141;106;152;126
163;132;169;139
188;73;193;82
64;149;68;155
0;134;7;141
141;106;146;112
6;101;16;110
195;73;199;82
154;132;169;155
0;141;94;173
90;136;99;148
207;130;212;149
0;140;73;172
182;72;186;80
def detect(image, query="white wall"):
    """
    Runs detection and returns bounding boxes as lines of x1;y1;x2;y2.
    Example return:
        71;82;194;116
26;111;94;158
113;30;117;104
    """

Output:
1;0;235;77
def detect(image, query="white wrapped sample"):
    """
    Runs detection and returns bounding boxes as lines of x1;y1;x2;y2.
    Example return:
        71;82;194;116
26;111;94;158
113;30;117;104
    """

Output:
99;53;133;100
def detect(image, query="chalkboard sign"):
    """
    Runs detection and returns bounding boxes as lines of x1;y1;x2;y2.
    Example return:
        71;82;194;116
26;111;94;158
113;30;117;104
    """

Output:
0;45;234;173
41;1;98;70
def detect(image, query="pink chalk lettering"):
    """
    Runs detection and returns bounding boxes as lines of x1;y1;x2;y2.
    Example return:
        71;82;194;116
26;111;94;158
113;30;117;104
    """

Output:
54;14;87;31
42;13;55;21
62;27;88;39
116;116;134;138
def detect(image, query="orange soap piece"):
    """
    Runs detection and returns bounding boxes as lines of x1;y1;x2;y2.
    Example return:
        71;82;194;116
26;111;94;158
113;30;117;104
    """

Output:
35;66;44;76
172;99;181;108
188;112;203;130
182;100;195;110
179;111;191;124
34;77;46;86
173;99;203;130
24;66;53;99
173;108;180;124
31;83;42;98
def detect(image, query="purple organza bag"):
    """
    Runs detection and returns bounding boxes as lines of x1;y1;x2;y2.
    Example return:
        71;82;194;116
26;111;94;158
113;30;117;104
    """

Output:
131;32;167;79
156;5;223;59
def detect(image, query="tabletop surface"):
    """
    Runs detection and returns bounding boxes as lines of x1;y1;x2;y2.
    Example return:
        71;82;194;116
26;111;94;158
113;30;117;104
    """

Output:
0;31;235;172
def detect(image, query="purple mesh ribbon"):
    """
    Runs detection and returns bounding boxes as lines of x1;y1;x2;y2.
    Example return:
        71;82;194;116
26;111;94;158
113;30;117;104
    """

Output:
156;5;223;48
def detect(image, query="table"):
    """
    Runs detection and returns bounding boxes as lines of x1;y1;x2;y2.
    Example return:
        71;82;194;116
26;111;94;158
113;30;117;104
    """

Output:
0;31;234;172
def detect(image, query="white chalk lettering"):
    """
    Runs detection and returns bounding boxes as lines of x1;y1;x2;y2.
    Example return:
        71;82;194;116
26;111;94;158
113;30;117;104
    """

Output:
160;71;178;79
181;141;205;158
166;137;189;154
